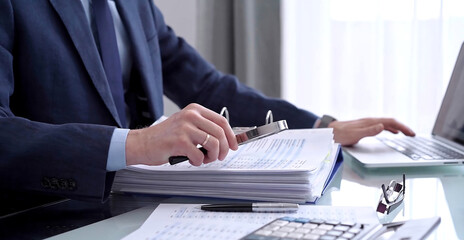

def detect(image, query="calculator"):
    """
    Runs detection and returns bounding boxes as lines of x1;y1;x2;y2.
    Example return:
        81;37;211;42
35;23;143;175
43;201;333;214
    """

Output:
240;217;377;240
240;216;441;240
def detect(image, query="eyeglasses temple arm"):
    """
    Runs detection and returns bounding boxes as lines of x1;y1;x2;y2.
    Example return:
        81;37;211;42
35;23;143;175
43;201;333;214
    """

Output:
403;173;405;193
381;184;391;204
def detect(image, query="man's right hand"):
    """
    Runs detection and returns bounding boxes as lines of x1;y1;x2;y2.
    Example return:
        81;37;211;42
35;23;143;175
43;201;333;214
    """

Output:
125;103;238;167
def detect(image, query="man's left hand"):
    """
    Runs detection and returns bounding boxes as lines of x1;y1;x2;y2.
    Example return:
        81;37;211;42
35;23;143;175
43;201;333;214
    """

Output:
328;118;416;146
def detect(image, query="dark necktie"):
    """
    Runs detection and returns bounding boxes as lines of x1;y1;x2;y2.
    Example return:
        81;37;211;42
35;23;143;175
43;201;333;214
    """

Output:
93;0;127;127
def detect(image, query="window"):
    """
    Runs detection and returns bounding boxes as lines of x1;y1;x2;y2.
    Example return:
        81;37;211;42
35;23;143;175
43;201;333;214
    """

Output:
282;0;464;133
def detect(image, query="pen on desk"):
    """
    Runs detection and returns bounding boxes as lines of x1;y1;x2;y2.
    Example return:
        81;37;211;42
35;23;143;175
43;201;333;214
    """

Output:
200;203;299;212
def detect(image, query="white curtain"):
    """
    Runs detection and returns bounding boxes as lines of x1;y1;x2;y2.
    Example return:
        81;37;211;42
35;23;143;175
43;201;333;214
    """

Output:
282;0;464;134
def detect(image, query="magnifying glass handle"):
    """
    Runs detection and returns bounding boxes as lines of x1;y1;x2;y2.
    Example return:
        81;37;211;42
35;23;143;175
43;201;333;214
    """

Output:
169;147;208;165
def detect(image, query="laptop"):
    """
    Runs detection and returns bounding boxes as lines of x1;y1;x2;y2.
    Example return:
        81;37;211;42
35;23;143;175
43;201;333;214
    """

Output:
345;42;464;168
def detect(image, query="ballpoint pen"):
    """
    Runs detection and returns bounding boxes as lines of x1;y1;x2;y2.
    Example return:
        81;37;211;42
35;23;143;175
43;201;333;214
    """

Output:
200;203;299;212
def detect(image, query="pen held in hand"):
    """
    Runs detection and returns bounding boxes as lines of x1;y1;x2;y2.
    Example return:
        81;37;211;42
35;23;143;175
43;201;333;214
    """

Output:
200;203;299;212
168;147;207;165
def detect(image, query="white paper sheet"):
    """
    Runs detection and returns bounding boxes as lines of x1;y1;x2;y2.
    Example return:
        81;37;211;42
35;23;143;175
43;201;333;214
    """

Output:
125;128;333;173
122;204;379;240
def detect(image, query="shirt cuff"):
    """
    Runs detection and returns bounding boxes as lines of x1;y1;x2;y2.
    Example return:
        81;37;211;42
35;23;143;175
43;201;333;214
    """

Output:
313;118;321;128
106;128;130;172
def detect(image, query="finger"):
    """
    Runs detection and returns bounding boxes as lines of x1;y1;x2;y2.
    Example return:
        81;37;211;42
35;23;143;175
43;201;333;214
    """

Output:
376;118;415;136
172;127;214;166
186;128;221;162
189;104;238;150
345;118;415;137
200;133;220;163
180;141;205;166
195;119;230;160
187;148;207;166
384;126;399;134
184;104;236;159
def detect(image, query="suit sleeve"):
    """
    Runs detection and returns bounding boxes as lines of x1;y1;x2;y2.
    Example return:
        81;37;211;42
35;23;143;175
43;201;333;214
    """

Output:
0;1;115;202
149;2;319;129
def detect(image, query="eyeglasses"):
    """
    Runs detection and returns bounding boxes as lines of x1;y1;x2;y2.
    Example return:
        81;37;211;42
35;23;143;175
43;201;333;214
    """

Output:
376;174;405;214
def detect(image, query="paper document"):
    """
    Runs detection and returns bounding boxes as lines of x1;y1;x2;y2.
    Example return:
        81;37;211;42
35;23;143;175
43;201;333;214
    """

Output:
129;128;334;172
122;204;379;240
113;128;340;203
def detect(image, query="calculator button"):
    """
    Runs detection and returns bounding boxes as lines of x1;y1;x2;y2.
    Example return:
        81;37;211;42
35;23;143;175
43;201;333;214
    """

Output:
310;219;325;224
326;230;343;236
333;225;350;232
262;225;280;231
254;230;272;236
271;220;289;226
287;232;304;239
270;231;288;237
295;218;311;223
287;222;303;228
302;223;318;229
325;220;340;225
294;228;311;234
318;224;334;230
279;227;296;232
319;235;336;240
340;222;355;227
342;232;355;238
311;229;327;235
302;233;320;239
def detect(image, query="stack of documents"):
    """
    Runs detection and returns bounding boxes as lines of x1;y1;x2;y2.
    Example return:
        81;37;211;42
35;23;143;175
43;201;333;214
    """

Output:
113;128;341;203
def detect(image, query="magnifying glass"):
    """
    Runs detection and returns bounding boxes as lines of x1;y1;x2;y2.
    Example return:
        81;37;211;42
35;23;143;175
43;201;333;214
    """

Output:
168;120;288;165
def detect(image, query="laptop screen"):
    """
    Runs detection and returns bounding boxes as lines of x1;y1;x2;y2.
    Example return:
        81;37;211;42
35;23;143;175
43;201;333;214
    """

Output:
433;42;464;146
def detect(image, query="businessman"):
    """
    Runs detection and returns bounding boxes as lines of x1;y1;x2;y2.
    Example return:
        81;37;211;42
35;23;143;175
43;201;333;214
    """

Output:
0;0;414;201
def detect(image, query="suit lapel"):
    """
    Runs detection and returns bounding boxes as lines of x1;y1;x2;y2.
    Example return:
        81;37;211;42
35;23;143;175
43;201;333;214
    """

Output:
114;0;163;119
49;0;123;127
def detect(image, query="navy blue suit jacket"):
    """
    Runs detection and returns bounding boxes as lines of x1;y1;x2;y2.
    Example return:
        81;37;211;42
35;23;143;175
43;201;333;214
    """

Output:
0;0;318;201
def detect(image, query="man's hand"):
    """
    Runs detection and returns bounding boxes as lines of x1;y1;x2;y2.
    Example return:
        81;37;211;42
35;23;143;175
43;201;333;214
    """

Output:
125;103;238;167
328;118;416;146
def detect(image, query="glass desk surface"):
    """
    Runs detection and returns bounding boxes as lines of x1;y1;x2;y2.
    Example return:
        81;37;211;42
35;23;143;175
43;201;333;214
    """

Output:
1;152;463;240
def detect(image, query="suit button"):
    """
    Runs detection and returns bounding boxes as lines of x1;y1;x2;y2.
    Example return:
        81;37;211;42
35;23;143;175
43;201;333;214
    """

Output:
50;178;58;190
41;177;51;189
68;179;77;191
58;178;68;190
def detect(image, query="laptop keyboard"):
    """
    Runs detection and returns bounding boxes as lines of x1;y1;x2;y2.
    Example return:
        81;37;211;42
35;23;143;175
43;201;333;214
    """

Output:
241;217;371;240
378;136;464;160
